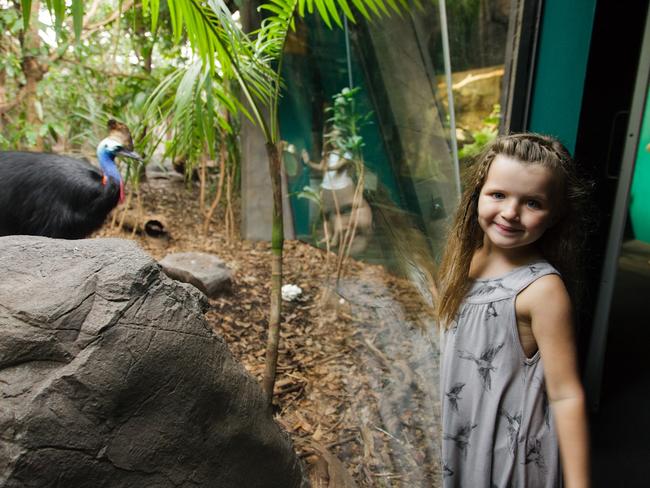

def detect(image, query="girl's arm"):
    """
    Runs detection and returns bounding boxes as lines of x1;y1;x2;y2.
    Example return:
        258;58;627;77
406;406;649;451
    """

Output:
301;149;326;171
527;274;590;488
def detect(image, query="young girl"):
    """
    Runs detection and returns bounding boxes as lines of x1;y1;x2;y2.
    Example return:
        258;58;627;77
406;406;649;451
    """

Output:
437;133;591;487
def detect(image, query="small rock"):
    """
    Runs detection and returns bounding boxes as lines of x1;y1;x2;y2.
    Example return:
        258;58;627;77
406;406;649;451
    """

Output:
159;251;233;298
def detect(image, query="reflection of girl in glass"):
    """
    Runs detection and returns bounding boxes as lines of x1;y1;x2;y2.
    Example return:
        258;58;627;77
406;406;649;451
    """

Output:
301;129;372;253
436;133;591;488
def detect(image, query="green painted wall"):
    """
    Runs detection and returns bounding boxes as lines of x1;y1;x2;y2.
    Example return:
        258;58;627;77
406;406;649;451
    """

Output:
528;0;597;153
629;87;650;243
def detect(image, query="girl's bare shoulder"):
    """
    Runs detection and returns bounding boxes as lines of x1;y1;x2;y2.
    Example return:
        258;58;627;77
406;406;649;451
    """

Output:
518;273;572;329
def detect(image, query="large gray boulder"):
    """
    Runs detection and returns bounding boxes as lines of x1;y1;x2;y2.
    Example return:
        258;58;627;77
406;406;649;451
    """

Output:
0;236;304;488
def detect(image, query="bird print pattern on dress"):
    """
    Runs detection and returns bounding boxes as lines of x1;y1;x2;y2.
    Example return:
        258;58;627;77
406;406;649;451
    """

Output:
486;301;499;319
458;343;504;391
523;438;546;472
467;279;514;298
528;265;541;276
446;382;465;413
500;409;522;455
444;421;478;458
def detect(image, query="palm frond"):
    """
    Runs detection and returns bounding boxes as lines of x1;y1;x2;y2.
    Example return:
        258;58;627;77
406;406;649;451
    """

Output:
154;0;408;141
142;58;237;170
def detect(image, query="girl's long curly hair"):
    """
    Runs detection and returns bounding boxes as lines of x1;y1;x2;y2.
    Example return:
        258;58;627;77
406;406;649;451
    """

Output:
436;133;592;328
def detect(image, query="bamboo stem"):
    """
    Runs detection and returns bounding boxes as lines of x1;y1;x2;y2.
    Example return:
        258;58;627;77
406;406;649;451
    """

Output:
262;142;284;408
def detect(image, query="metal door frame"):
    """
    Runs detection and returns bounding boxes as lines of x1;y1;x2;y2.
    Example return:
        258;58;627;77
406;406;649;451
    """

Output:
584;9;650;411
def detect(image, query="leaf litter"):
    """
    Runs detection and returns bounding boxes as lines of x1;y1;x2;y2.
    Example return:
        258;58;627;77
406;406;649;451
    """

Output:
98;176;443;487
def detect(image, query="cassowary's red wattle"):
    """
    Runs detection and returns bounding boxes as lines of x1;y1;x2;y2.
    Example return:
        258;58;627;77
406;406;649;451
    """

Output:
101;173;126;203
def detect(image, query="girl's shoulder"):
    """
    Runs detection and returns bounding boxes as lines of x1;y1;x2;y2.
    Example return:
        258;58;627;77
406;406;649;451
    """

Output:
516;271;571;320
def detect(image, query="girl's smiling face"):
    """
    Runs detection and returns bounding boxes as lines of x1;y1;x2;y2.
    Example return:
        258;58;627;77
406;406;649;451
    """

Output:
478;155;559;252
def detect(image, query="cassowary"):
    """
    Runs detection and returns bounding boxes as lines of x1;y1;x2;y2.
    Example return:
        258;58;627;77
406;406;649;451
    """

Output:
0;120;142;239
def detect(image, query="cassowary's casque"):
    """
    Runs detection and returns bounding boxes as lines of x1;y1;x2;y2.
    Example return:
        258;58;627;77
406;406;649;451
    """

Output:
0;120;142;239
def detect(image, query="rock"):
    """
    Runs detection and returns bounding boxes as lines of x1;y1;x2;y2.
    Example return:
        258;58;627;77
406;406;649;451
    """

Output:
145;160;184;182
159;252;233;299
0;236;304;488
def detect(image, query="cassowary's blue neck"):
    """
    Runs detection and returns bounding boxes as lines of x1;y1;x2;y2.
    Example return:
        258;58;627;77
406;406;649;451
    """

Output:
97;148;122;183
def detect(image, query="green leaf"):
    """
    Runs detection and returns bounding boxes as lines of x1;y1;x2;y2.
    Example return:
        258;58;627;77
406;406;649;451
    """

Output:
53;0;65;36
167;0;183;44
361;0;384;17
323;0;343;27
203;72;216;158
384;0;402;15
153;0;160;31
72;0;84;41
259;4;287;16
20;0;31;31
348;0;370;20
335;0;355;23
296;185;321;205
313;0;332;28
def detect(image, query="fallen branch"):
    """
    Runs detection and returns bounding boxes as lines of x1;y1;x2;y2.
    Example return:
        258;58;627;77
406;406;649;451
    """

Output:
118;208;169;238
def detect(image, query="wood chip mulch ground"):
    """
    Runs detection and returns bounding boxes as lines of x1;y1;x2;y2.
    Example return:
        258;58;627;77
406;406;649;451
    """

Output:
99;175;443;487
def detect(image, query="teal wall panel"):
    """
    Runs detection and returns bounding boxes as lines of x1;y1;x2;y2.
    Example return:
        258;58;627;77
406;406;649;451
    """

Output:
528;0;597;153
629;87;650;243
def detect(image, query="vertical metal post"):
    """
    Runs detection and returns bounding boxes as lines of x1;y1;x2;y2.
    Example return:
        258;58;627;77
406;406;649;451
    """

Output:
344;16;354;88
438;0;461;196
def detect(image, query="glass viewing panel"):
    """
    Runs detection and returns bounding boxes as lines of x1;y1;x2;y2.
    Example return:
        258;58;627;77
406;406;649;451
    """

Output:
277;1;514;485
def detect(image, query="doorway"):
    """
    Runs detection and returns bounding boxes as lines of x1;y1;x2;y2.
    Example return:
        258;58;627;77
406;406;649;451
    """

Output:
589;94;650;486
578;1;650;485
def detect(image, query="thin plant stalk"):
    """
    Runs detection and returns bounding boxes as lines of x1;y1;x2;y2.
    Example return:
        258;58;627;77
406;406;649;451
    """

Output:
225;162;235;241
118;189;134;231
199;153;207;213
261;141;284;406
322;203;332;277
203;144;227;235
335;169;365;283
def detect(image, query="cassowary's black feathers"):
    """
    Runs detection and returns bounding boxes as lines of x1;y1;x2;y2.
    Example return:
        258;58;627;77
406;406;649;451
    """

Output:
0;152;120;239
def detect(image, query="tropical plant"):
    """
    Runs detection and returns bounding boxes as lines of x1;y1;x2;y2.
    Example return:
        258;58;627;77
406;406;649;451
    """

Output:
141;57;241;235
458;103;500;161
23;0;409;408
299;86;373;284
325;86;372;159
142;0;409;407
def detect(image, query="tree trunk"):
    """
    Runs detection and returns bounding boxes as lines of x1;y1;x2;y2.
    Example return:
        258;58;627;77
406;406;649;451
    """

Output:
261;142;284;408
0;66;6;131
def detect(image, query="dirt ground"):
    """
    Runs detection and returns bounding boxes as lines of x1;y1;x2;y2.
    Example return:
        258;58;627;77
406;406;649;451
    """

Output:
98;175;443;487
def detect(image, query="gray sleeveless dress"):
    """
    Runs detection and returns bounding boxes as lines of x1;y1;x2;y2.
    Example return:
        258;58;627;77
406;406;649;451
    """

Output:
440;261;561;488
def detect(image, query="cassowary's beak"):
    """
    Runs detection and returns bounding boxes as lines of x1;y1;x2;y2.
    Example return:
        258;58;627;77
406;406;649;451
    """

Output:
117;148;144;161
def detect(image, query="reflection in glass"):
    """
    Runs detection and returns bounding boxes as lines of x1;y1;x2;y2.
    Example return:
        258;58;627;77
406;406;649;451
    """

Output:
277;2;514;485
